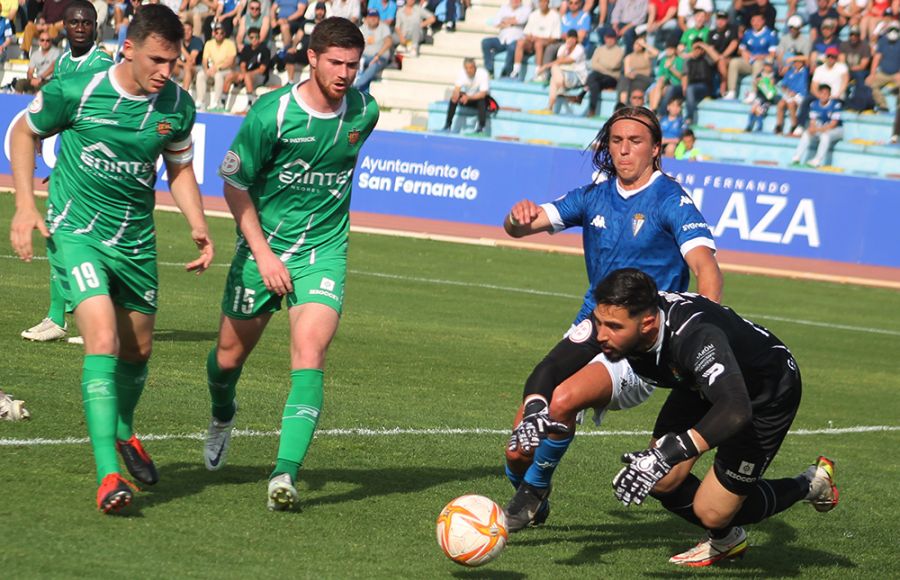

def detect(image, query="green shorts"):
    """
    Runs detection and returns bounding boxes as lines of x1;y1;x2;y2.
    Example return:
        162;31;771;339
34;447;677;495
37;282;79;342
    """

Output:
220;250;346;319
47;231;159;314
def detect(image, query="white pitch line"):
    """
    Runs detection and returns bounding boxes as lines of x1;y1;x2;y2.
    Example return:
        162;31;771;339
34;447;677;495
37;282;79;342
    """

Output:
1;425;897;447
5;255;900;337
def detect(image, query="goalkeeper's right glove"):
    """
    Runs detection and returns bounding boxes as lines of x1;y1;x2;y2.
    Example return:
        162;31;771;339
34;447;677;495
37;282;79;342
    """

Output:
508;398;570;454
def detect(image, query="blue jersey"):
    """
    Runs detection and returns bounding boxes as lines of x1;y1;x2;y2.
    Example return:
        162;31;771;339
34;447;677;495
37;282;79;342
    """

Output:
741;27;778;58
544;171;716;324
780;65;809;97
810;98;842;127
660;114;686;140
561;10;591;35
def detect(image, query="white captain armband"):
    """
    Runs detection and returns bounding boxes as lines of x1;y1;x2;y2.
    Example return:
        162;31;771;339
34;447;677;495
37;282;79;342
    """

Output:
162;136;194;164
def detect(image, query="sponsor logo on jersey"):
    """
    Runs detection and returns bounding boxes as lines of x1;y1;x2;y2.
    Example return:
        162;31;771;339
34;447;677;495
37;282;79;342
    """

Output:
590;214;606;229
28;91;44;114
157;120;172;136
679;195;694;207
682;222;709;231
347;129;360;145
320;277;335;292
278;158;353;188
567;319;593;344
80;142;155;176
282;136;316;143
220;150;241;176
725;468;757;484
738;460;756;475
632;213;645;237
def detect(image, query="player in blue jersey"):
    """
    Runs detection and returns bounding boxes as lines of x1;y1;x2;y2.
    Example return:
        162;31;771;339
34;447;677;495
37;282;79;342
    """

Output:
500;105;723;532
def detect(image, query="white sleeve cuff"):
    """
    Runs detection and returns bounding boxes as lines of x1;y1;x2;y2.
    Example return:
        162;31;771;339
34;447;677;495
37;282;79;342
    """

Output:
680;236;716;257
540;202;565;233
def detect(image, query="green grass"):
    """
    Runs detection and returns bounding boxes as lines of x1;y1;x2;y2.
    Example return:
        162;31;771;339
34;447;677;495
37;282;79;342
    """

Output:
1;193;899;578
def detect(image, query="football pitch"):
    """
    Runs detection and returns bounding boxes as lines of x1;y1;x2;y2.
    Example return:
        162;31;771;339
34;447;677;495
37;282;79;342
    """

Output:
1;193;899;578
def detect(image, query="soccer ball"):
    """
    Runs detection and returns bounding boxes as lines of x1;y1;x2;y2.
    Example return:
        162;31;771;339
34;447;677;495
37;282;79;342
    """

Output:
435;494;508;567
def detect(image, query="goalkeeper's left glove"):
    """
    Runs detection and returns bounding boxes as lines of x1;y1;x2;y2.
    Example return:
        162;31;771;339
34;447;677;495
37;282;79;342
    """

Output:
508;398;570;454
612;432;698;506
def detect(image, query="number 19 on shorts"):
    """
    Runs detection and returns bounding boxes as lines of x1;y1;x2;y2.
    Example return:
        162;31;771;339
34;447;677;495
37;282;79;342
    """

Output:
232;286;256;315
71;262;101;291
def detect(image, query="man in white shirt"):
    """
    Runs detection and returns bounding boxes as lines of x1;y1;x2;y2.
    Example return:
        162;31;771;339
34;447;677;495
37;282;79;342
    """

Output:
510;0;560;80
442;57;491;133
481;0;531;78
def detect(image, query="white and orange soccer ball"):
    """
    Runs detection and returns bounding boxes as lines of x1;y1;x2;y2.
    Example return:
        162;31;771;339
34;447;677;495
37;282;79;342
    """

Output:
435;494;508;567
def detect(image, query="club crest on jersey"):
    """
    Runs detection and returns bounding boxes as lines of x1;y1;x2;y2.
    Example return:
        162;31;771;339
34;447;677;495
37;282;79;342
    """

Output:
156;120;172;136
28;91;44;114
347;129;360;145
632;213;645;237
567;319;593;344
220;151;241;176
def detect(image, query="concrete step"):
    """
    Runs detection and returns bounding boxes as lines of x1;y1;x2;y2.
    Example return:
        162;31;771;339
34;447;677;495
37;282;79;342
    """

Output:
381;68;458;85
417;43;483;59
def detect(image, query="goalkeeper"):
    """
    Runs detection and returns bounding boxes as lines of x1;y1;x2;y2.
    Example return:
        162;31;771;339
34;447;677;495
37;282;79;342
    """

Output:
595;268;838;566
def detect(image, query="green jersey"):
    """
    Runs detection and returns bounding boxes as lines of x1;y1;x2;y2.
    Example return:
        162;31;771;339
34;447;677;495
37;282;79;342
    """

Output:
219;83;379;263
54;44;114;77
26;65;196;255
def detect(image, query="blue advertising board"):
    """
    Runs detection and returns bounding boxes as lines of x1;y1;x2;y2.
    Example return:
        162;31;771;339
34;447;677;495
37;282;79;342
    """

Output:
2;93;899;268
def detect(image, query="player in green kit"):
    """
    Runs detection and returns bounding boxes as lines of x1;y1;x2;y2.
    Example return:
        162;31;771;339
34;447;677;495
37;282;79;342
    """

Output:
203;17;379;511
20;0;114;343
9;4;214;514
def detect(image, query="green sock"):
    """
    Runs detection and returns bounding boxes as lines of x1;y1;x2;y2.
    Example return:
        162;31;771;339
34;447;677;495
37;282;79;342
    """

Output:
115;359;148;441
82;354;120;484
272;369;324;480
46;270;67;327
207;347;241;422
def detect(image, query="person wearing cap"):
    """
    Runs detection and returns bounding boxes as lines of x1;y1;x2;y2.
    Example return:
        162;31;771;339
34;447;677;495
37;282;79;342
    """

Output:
330;0;361;24
648;35;684;113
585;27;624;116
610;0;648;54
709;10;739;97
792;83;844;167
677;8;710;55
542;0;590;69
213;0;242;38
810;17;840;71
373;0;397;28
355;8;393;92
724;12;776;100
808;0;840;44
197;21;237;111
777;14;811;72
840;25;871;98
774;50;809;134
480;0;529;77
866;20;900;111
236;0;272;47
682;37;719;124
785;0;817;31
396;0;436;58
807;45;848;112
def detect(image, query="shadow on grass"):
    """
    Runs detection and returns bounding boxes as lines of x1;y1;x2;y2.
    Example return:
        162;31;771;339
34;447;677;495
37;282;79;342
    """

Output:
451;570;526;579
153;329;220;342
511;512;855;576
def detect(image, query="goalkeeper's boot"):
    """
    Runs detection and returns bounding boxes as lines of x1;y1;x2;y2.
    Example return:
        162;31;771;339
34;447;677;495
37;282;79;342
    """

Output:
504;482;551;532
669;526;748;567
204;402;237;471
116;435;159;485
267;473;299;512
805;455;839;512
96;473;138;514
21;318;67;341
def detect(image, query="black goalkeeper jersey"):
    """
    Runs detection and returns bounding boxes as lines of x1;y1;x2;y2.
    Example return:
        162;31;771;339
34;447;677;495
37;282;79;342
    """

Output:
625;291;796;410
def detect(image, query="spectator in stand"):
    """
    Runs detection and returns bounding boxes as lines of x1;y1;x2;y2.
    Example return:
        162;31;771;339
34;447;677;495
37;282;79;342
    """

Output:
222;26;270;108
174;19;203;90
355;8;392;92
745;59;778;131
867;20;900;112
647;0;679;49
15;32;59;92
331;0;361;24
584;28;624;116
733;0;756;33
837;0;867;28
541;29;589;110
810;17;839;70
786;0;817;27
212;0;242;38
285;1;326;81
861;0;893;41
481;0;530;77
542;0;589;67
740;0;777;31
792;83;843;167
840;25;871;105
811;45;849;99
777;14;810;71
610;0;648;54
774;51;809;134
113;0;140;59
649;36;684;112
181;0;218;39
197;21;237;111
808;0;840;43
678;8;710;54
682;38;718;124
725;12;777;100
891;104;899;143
0;12;12;65
274;0;306;60
660;97;686;155
373;0;396;27
676;0;714;33
426;0;456;32
510;0;561;81
237;0;271;47
22;0;71;57
395;0;435;58
674;128;706;159
442;57;490;132
615;86;648;109
616;30;655;105
710;10;739;97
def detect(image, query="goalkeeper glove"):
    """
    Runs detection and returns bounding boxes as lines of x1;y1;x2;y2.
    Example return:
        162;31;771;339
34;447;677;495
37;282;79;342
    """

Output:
612;432;698;506
508;398;571;454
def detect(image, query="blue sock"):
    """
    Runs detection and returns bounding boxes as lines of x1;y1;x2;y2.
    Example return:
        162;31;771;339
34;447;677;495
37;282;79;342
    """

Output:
505;465;523;489
523;436;573;489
